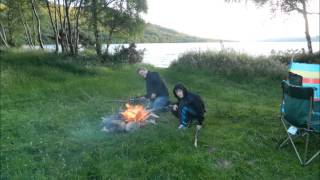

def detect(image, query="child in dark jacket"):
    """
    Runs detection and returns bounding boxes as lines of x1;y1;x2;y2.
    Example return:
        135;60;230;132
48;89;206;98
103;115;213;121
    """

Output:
171;83;206;129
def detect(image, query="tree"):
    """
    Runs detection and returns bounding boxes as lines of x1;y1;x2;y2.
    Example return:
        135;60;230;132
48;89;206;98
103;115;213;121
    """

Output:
1;0;25;47
0;22;9;48
83;0;117;56
18;2;35;48
101;0;146;54
226;0;318;54
1;0;40;48
271;0;316;54
90;0;103;55
0;2;9;47
84;0;147;56
59;0;84;55
30;0;44;49
0;0;147;57
45;0;59;53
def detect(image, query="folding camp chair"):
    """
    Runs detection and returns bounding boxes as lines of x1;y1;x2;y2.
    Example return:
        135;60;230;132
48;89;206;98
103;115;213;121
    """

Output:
288;72;302;86
279;80;320;165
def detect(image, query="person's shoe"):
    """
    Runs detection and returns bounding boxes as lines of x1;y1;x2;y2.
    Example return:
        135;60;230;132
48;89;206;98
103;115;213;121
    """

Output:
178;124;186;130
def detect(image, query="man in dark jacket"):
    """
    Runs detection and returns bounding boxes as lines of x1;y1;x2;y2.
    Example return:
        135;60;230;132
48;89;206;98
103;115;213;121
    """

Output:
137;67;169;112
171;83;205;129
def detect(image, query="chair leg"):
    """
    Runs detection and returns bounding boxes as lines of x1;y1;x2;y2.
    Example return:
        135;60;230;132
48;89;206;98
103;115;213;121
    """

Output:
280;116;304;165
288;133;304;165
303;132;320;165
279;134;302;148
303;132;310;165
279;116;290;148
287;131;320;166
279;137;290;148
305;151;320;165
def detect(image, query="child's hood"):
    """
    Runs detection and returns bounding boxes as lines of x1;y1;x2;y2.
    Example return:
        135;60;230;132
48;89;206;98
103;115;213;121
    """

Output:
173;83;189;100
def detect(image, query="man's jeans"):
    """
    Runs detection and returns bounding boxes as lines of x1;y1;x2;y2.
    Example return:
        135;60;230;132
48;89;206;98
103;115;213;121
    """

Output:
180;106;196;126
171;105;197;127
150;96;169;112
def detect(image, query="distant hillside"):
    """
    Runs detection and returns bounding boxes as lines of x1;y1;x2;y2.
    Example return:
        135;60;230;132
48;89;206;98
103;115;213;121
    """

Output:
86;23;232;44
259;36;320;42
136;23;225;43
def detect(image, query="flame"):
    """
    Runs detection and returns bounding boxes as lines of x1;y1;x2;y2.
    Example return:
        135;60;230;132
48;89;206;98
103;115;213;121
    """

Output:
121;103;150;122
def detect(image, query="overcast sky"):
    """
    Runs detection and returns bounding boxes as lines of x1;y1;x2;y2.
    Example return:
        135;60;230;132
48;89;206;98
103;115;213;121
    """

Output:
142;0;320;41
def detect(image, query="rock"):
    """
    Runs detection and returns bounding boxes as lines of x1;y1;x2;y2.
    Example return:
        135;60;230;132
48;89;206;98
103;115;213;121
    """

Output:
101;114;126;133
147;119;156;125
125;122;140;132
101;126;109;133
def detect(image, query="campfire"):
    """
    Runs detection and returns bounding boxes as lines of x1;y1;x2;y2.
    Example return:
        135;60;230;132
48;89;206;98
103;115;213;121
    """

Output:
101;102;159;133
121;103;150;123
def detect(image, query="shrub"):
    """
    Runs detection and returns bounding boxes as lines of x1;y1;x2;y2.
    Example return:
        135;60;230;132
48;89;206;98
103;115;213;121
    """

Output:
103;43;144;64
170;49;287;80
269;50;320;64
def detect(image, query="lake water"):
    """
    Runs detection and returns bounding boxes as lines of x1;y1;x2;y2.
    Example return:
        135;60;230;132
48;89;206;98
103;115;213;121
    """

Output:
43;42;319;68
108;42;320;68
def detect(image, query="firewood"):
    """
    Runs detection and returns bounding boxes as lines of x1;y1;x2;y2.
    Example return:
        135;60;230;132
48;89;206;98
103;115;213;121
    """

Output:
148;119;156;125
149;113;159;118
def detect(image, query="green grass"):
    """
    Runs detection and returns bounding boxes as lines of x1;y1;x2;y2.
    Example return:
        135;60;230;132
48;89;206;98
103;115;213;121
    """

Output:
1;50;319;179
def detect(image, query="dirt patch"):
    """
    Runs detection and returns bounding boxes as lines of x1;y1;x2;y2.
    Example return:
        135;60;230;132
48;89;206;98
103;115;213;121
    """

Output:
215;159;233;169
208;146;217;153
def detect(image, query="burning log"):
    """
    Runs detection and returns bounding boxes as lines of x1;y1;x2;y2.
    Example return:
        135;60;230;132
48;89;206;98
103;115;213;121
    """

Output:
148;113;159;119
101;103;159;133
121;103;150;122
125;122;141;132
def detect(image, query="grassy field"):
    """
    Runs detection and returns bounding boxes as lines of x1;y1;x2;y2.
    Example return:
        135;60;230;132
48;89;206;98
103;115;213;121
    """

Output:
1;50;319;179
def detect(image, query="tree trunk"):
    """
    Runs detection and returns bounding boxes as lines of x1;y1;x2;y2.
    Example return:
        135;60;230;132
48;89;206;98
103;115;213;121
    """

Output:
6;10;14;46
106;26;115;54
65;0;75;55
30;0;44;49
74;0;84;55
92;0;101;56
18;2;34;48
25;21;35;48
63;6;70;53
0;23;9;48
22;20;33;48
45;0;59;53
57;0;66;53
19;7;31;47
301;0;313;54
31;8;37;47
54;0;60;53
